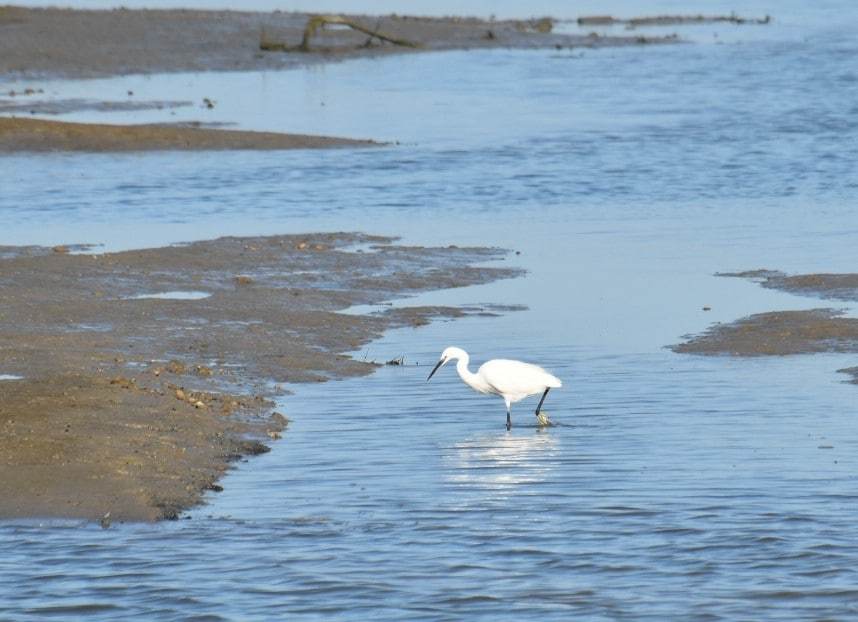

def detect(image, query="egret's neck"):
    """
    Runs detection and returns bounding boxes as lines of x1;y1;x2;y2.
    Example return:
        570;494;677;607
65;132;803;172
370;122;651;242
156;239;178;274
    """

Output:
455;355;487;393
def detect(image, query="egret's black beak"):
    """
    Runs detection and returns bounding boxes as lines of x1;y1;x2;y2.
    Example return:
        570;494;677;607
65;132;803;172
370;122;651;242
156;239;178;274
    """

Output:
427;358;445;382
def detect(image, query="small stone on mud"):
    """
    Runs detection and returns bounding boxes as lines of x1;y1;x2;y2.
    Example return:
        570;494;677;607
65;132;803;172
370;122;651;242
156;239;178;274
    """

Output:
297;241;309;250
195;365;213;377
175;388;186;401
234;275;254;285
51;245;70;254
267;430;281;440
193;400;206;409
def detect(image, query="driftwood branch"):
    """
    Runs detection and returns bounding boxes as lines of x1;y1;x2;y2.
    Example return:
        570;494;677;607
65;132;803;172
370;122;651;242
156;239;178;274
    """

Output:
260;14;420;53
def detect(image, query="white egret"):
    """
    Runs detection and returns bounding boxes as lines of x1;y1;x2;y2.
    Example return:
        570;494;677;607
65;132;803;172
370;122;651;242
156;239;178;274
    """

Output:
427;346;562;430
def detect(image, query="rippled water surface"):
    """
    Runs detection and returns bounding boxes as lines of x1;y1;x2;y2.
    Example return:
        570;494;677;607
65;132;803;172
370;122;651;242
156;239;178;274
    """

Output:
2;2;858;619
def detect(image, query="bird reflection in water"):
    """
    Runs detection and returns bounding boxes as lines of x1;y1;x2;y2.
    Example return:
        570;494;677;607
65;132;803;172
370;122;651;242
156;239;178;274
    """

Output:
443;431;560;490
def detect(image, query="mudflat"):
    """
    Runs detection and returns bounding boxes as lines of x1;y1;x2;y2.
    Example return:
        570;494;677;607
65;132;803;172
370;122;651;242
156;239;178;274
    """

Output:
718;269;858;302
0;6;675;80
0;234;523;521
0;117;378;152
0;6;679;152
672;308;858;356
674;270;858;357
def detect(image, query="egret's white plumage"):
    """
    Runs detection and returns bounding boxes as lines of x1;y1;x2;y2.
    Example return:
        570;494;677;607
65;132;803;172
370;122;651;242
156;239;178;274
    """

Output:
427;346;561;430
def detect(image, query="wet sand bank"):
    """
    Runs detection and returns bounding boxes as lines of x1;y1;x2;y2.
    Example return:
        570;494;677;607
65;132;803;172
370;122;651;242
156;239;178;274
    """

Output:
0;6;676;80
0;233;523;521
718;269;858;302
674;270;858;357
672;308;858;356
0;117;378;152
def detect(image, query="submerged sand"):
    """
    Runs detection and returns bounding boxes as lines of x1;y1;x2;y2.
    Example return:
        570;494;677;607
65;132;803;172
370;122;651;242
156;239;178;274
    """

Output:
0;234;523;521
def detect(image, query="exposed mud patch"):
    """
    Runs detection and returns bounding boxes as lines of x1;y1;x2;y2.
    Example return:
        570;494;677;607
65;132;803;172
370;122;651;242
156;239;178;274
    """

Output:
0;233;523;521
719;269;858;302
0;117;378;152
0;7;679;80
675;270;858;356
672;308;858;356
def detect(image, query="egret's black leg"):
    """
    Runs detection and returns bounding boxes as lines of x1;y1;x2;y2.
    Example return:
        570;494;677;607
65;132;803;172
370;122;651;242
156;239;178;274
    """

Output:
535;388;550;416
506;411;511;431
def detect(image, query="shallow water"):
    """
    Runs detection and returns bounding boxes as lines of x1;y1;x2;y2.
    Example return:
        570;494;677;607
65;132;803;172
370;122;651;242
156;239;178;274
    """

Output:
3;3;858;620
123;291;212;300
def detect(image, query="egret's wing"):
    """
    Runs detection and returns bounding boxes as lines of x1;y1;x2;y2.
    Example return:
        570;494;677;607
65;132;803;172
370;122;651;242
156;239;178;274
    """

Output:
479;359;561;396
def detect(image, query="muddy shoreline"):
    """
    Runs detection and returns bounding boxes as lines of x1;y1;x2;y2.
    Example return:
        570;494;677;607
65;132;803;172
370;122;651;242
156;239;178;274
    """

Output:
0;6;680;152
0;6;676;81
674;270;858;357
0;117;379;152
0;234;523;521
672;308;858;356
